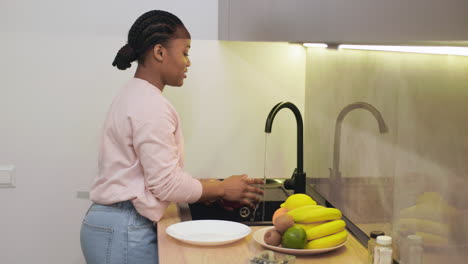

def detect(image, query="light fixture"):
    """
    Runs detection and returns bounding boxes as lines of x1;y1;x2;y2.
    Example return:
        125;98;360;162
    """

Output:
303;43;328;48
338;44;468;56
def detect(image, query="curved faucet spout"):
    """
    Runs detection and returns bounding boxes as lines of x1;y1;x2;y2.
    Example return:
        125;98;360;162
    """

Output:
331;102;388;179
265;102;305;194
265;102;304;173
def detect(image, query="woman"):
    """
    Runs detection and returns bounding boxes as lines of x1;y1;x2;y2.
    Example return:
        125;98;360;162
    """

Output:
80;10;263;264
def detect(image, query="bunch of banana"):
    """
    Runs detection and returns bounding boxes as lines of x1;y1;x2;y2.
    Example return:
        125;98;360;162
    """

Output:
397;192;460;247
268;194;348;249
288;205;347;249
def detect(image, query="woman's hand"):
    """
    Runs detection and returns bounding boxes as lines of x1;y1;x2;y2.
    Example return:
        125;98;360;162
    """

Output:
221;174;264;208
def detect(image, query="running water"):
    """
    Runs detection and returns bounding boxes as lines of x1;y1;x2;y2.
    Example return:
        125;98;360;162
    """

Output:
250;133;269;222
261;133;269;221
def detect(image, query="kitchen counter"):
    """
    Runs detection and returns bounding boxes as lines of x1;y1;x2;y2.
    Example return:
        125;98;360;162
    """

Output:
158;203;368;264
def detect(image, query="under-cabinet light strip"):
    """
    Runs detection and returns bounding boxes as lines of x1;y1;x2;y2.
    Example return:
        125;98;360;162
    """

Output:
303;43;328;48
338;44;468;56
302;42;468;56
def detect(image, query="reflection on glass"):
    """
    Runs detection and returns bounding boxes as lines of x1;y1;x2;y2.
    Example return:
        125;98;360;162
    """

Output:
304;44;468;264
329;102;388;207
396;191;467;264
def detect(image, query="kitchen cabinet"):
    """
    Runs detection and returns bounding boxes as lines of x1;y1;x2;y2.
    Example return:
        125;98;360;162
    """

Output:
218;0;468;44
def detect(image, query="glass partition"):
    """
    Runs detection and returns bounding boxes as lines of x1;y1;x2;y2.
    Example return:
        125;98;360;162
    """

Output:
305;47;468;263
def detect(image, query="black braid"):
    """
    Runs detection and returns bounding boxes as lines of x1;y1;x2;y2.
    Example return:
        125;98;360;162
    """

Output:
128;11;166;46
112;10;189;70
112;44;137;70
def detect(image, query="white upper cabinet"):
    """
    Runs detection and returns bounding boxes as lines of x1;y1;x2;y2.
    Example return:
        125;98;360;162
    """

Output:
218;0;468;44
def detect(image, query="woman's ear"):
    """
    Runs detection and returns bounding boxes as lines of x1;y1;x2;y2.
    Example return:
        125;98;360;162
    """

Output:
153;44;164;62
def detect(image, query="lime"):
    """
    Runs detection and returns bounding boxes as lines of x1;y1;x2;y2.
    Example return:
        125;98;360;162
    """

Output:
280;194;316;210
281;226;307;249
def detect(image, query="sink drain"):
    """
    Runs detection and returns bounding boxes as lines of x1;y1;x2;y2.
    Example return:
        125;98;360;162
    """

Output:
239;207;251;218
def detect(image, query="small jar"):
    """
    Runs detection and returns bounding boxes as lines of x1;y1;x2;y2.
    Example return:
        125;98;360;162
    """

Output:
368;231;385;264
407;235;423;264
373;235;393;264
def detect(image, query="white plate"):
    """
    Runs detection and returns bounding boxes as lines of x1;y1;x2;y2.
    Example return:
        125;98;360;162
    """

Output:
166;220;251;246
252;227;347;255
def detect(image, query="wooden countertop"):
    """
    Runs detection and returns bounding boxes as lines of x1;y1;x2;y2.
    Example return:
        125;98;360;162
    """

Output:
158;203;368;264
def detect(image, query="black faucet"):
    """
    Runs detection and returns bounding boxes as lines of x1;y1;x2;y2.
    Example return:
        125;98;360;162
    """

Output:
265;102;306;194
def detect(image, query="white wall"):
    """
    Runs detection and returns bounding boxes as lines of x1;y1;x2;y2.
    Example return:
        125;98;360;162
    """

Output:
166;40;306;181
0;1;305;263
0;0;218;39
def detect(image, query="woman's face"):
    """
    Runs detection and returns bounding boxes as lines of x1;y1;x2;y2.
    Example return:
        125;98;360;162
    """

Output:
161;38;191;87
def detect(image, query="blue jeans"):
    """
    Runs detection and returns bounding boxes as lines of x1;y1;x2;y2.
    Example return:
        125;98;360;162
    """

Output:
80;201;158;264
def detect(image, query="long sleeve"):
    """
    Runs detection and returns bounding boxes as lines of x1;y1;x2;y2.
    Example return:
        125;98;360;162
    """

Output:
90;78;202;222
132;112;202;203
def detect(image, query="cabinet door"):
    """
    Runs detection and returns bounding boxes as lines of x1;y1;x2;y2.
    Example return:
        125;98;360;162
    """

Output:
219;0;468;43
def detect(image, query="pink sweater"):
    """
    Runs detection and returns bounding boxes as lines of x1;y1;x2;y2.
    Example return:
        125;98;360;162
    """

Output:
90;78;203;222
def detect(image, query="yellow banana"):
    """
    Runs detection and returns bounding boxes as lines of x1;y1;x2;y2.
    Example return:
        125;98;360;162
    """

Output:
288;206;342;223
286;205;324;221
305;230;348;249
415;231;449;247
294;222;326;232
280;194;317;210
305;220;346;240
399;218;450;237
399;204;455;223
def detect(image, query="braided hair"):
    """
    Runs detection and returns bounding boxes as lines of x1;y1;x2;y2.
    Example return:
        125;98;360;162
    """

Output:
112;10;190;70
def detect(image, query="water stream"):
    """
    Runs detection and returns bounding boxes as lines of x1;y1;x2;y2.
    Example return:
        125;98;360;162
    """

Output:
250;133;269;222
261;133;269;221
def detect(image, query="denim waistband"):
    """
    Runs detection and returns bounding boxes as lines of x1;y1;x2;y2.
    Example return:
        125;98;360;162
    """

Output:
89;200;135;213
87;200;157;227
106;200;134;209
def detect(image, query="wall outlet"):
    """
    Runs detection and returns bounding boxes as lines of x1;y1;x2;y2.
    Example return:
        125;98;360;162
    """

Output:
0;165;15;188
